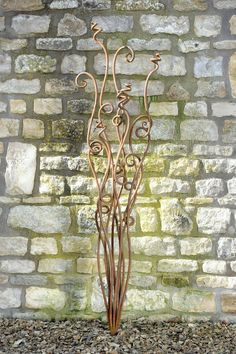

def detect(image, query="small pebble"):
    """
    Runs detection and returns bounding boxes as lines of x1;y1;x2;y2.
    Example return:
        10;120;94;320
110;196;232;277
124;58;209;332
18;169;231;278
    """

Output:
0;319;235;353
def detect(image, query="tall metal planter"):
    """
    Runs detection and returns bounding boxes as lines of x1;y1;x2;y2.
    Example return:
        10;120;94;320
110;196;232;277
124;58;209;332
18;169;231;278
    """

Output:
75;22;161;335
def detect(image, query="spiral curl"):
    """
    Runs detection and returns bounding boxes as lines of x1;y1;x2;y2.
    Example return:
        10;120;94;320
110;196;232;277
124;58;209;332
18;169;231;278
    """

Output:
117;84;132;111
89;140;103;155
76;22;162;336
91;22;102;41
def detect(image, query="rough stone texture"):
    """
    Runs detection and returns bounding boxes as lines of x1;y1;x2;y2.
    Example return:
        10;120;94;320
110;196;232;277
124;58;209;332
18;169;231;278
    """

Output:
94;54;186;76
196;178;224;197
0;101;7;112
58;14;87;36
61;236;91;253
178;39;210;53
0;260;35;273
8;206;71;233
39;174;65;195
127;38;171;51
38;259;73;273
34;98;62;115
67;99;93;114
36;38;72;51
10;275;47;286
76;38;101;51
0;288;22;309
202;158;236;174
193;144;233;157
49;0;80;9
1;0;45;11
92;16;133;32
116;0;164;10
151;119;176;141
31;238;58;255
196;207;231;234
137;207;158;232
229;53;236;98
61;55;86;74
160;199;193;235
84;0;111;10
15;55;56;74
197;275;236;289
167;82;190;101
230;261;236;272
126;289;169;311
0;38;27;51
194;56;223;78
195;80;226;98
214;0;236;9
140;15;189;35
202;260;227;274
120;79;164;97
155;144;188;156
221;293;236;313
0;53;11;74
169;158;200;177
40;156;88;171
10;100;26;114
0;237;28;256
218;238;236;259
172;289;215;312
11;15;50;35
194;16;221;37
180;238;212;255
150;178;190;194
184;101;207;117
0;275;9;285
23;119;44;139
66;176;96;194
132;236;176;256
230;15;236;34
212;102;236;117
149;102;178;116
0;17;4;31
144;156;165;173
180;120;218;141
173;0;208;11
158;259;198;273
26;287;66;311
77;206;97;234
0;79;40;94
77;258;98;274
52;120;84;140
5;142;37;195
214;41;236;50
228;177;236;194
0;119;19;138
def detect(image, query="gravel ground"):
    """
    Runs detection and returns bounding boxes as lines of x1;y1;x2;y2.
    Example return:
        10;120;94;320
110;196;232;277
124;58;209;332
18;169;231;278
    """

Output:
0;318;236;354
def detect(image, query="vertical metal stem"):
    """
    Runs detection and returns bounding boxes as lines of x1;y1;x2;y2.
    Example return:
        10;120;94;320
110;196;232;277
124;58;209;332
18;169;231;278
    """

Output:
75;22;161;336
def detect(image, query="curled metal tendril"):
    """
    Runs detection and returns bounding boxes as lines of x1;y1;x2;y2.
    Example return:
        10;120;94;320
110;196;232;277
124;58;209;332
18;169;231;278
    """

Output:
151;52;161;66
91;22;102;41
125;153;141;168
75;22;161;336
89;140;103;155
135;119;151;139
117;84;132;111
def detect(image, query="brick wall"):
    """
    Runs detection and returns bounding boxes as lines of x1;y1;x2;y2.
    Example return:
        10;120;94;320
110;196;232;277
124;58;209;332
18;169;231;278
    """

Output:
0;0;236;320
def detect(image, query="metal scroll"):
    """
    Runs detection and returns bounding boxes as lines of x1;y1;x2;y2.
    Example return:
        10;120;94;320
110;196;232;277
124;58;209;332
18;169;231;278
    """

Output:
75;22;161;335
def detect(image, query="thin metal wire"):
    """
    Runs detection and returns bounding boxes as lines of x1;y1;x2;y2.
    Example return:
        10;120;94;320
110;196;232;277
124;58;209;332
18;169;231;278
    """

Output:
75;22;161;336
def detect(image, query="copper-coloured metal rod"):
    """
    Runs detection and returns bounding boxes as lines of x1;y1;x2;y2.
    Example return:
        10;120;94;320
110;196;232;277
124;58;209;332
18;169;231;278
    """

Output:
75;22;161;336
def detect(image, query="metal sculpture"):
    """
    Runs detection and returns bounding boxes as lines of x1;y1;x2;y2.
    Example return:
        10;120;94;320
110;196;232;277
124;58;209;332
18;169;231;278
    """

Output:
75;22;161;336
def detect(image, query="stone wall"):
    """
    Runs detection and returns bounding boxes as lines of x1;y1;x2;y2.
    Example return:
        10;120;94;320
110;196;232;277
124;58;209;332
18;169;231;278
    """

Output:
0;0;236;321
